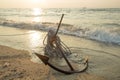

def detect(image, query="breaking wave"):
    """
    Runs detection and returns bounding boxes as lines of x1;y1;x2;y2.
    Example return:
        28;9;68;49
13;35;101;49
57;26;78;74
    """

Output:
0;19;120;46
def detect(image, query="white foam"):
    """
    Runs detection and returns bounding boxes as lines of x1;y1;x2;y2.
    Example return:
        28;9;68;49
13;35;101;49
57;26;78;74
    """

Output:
0;19;120;45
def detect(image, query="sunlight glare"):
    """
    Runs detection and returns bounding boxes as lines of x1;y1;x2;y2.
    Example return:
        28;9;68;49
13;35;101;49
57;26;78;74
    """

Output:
32;8;43;22
29;31;43;48
32;0;46;3
33;8;42;16
32;17;41;22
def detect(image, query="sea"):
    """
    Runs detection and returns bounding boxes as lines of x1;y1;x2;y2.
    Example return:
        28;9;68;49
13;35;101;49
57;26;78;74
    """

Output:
0;8;120;45
0;8;120;80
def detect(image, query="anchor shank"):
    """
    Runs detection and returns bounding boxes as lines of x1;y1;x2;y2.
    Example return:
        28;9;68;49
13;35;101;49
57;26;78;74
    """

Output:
57;46;74;71
54;14;64;36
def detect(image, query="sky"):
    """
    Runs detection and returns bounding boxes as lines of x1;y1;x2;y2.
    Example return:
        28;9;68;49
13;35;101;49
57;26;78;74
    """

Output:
0;0;120;8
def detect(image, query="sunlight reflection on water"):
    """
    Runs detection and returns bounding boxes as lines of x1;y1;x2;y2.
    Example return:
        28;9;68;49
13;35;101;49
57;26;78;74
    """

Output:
28;30;45;50
32;8;43;22
0;26;46;52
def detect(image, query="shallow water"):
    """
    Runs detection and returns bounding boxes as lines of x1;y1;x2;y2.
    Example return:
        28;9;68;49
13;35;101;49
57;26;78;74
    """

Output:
0;26;45;51
0;26;120;80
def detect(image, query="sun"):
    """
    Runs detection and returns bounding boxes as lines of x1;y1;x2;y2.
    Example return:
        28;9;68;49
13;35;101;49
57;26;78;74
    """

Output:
33;0;39;2
30;0;47;8
32;0;45;3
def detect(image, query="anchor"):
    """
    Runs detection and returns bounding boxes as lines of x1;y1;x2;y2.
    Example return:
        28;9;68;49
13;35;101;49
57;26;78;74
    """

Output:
34;14;88;74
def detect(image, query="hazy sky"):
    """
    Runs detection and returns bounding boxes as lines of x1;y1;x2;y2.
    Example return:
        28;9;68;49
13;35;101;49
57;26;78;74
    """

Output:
0;0;120;8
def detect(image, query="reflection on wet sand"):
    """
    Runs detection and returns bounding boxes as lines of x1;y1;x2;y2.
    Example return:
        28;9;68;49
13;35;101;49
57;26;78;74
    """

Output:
28;30;44;49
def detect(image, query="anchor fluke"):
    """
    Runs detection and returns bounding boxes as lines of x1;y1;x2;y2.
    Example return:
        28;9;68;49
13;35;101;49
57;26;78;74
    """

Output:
34;53;49;65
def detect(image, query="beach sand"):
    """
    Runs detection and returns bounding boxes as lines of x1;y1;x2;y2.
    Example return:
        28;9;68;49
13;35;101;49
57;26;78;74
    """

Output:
0;45;49;80
0;45;107;80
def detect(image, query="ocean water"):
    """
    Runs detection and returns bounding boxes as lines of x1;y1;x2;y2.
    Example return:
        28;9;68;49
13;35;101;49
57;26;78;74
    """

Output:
0;8;120;45
0;8;120;80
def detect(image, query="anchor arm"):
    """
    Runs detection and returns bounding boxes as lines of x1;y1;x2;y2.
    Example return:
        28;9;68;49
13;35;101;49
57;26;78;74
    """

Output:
34;53;88;74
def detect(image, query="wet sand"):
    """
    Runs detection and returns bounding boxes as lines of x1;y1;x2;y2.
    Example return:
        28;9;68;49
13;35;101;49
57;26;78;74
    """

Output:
0;45;108;80
0;45;49;80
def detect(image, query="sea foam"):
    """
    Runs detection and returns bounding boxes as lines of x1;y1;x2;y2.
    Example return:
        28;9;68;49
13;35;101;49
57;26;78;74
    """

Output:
0;19;120;45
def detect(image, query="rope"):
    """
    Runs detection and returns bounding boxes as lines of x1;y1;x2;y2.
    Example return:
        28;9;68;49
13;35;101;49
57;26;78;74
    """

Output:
43;32;72;58
43;14;72;58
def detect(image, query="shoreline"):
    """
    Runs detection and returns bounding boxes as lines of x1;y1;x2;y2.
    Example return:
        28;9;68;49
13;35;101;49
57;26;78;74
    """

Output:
0;45;106;80
0;26;120;80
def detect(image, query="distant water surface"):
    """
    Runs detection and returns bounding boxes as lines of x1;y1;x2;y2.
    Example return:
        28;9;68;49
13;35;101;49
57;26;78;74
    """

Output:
0;8;120;45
